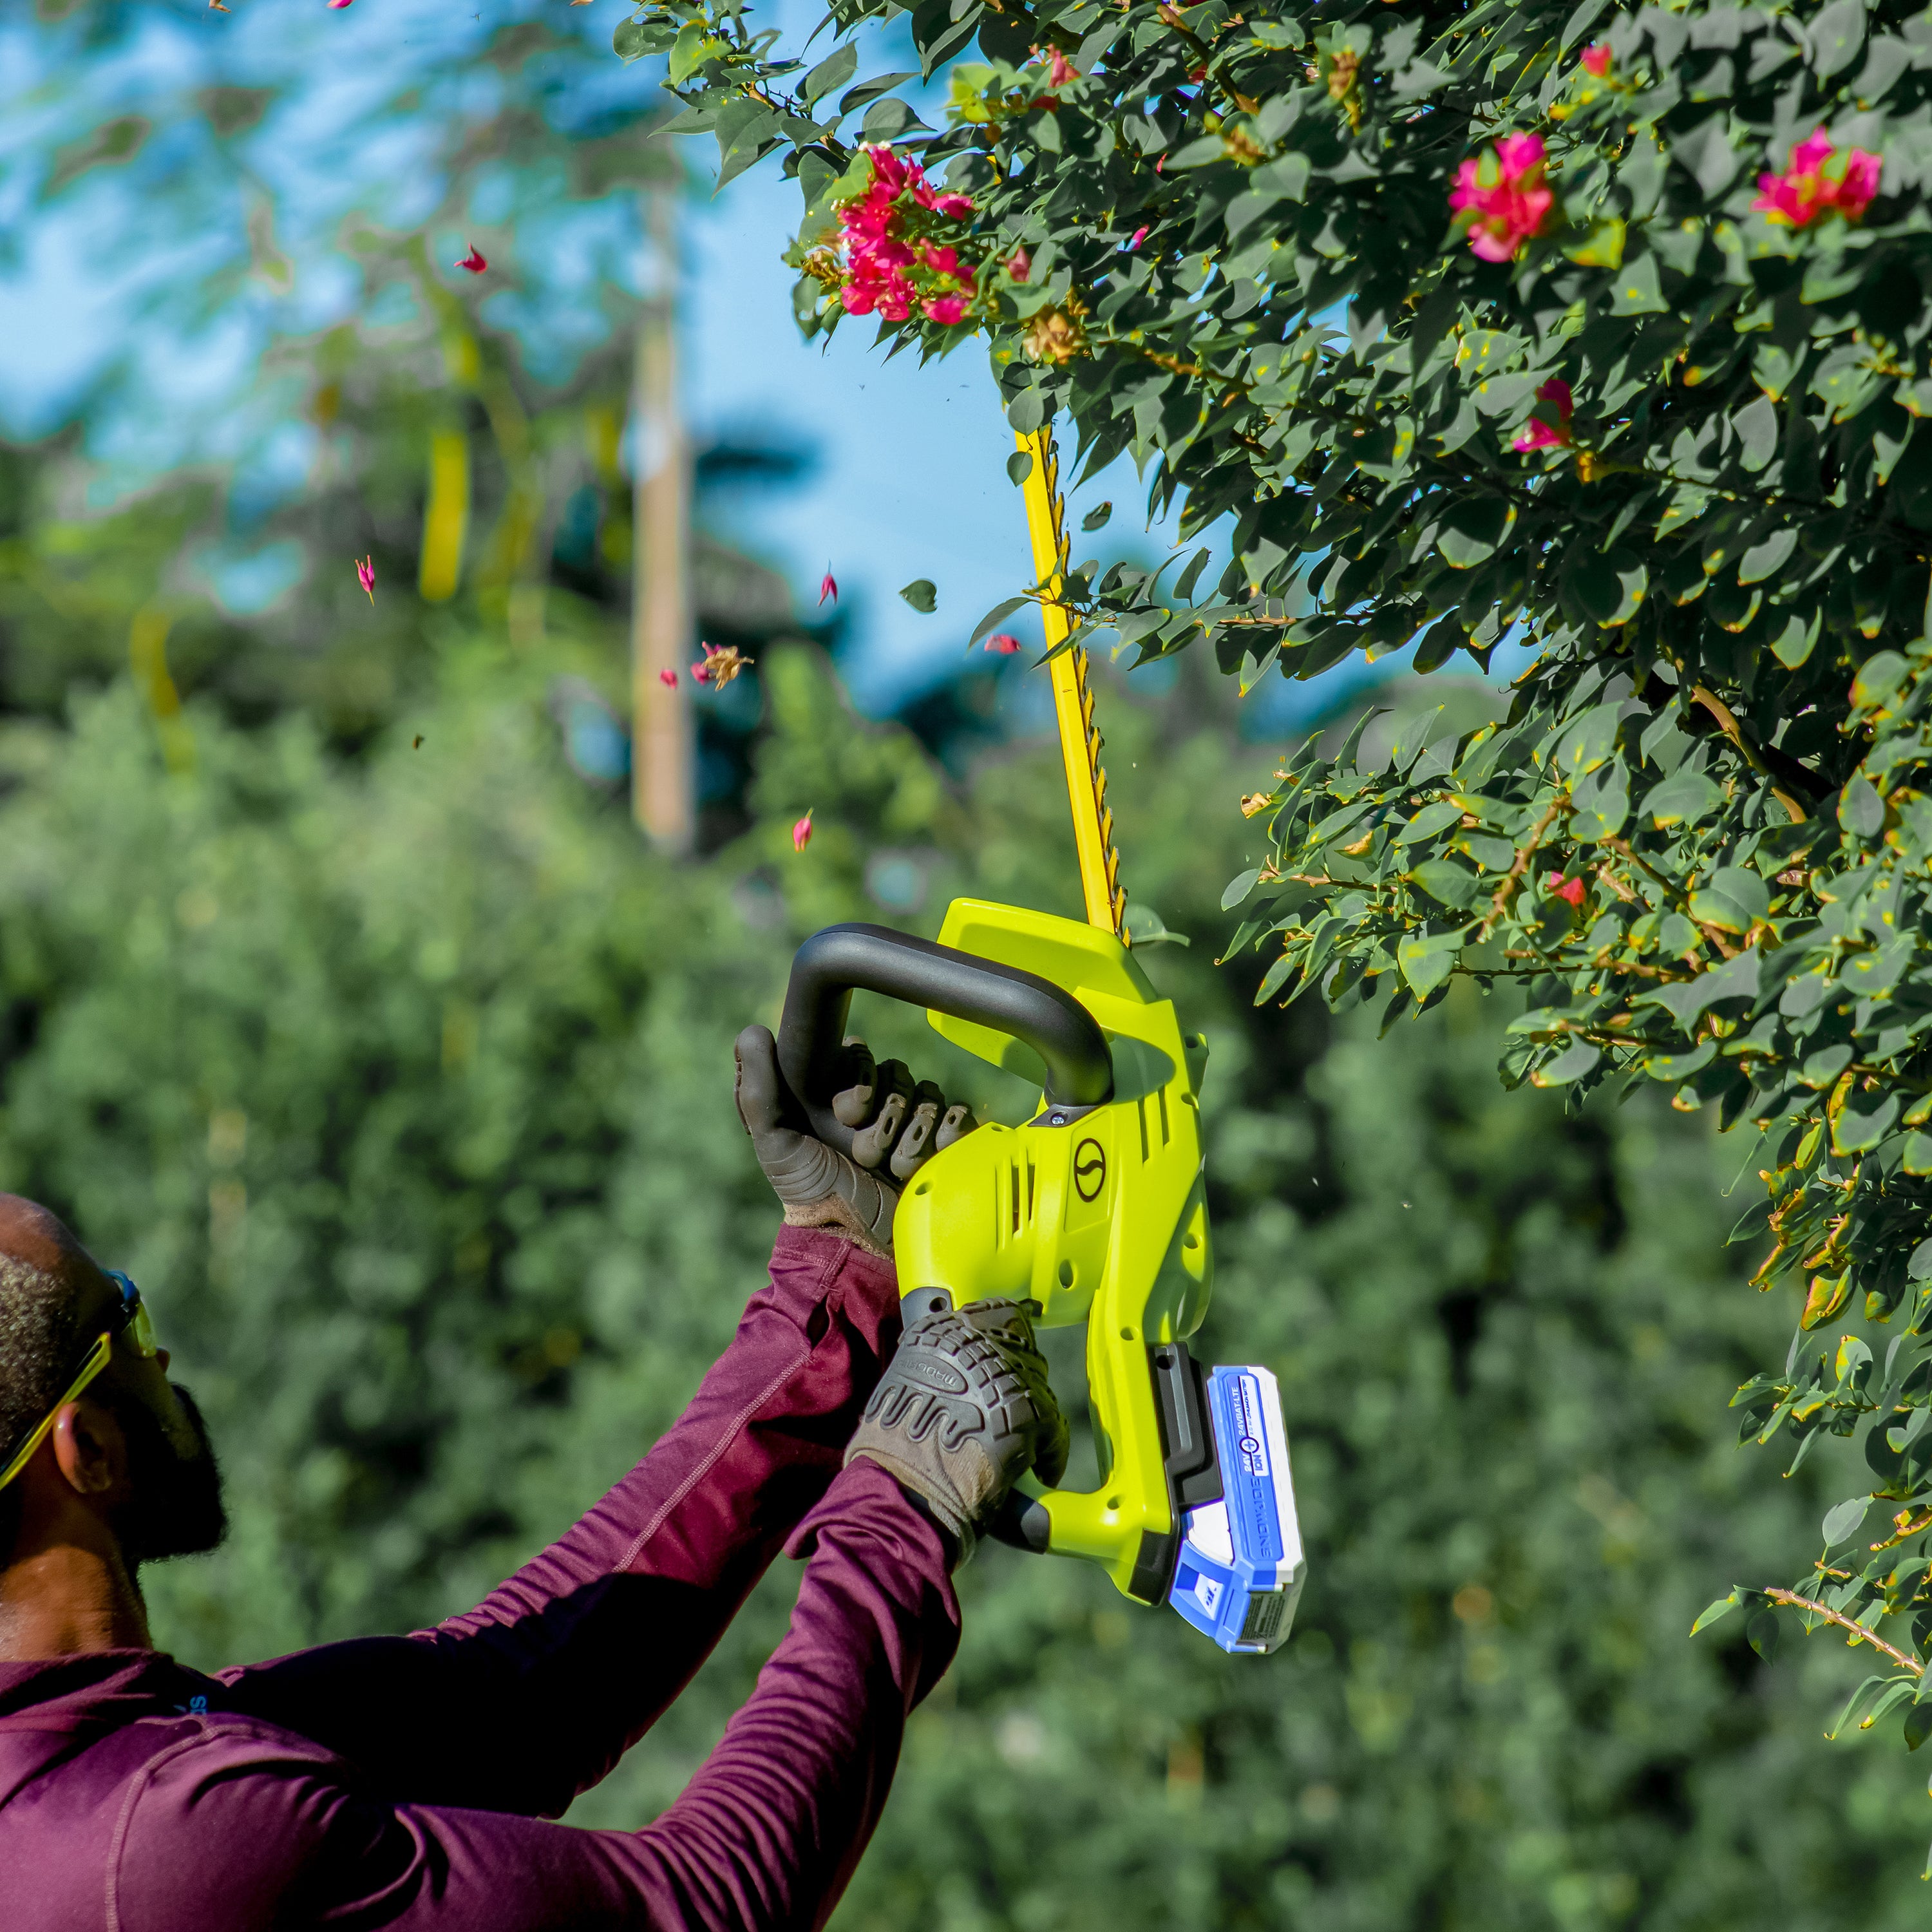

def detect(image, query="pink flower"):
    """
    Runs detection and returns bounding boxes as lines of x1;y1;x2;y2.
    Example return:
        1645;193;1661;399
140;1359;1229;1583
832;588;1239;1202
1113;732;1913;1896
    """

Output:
923;292;969;325
1579;41;1612;76
819;571;838;605
792;810;814;853
659;668;677;687
1127;225;1150;249
692;660;710;683
456;246;487;274
920;242;961;277
983;633;1023;654
355;555;375;601
1449;131;1555;262
867;145;911;195
1009;247;1032;281
927;192;975;218
1512;377;1575;452
1752;128;1882;227
1047;46;1077;87
1547;871;1586;907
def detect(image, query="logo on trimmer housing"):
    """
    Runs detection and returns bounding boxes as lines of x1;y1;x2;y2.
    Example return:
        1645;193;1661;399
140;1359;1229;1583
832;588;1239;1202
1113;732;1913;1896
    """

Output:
1073;1139;1107;1202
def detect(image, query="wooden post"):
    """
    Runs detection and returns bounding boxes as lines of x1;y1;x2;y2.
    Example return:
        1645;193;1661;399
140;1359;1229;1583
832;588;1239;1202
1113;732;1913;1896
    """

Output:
630;184;694;850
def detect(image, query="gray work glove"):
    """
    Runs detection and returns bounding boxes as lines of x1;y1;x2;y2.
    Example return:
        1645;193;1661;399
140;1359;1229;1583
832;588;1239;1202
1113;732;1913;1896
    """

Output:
734;1025;974;1258
846;1293;1069;1567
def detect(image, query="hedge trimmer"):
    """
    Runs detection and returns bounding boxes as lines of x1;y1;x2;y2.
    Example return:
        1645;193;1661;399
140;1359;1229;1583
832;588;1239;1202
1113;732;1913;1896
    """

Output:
772;425;1303;1653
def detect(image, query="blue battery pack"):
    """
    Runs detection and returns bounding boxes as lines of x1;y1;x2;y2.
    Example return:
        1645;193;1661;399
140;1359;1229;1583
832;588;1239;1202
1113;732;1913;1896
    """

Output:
1167;1365;1304;1654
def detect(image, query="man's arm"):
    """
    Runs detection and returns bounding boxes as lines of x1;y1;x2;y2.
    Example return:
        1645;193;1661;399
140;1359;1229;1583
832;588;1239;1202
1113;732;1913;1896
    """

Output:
220;1227;900;1816
117;1464;960;1932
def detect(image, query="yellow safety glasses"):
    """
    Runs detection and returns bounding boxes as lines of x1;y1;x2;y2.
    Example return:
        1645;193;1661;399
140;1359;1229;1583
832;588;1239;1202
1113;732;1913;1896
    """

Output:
0;1272;158;1495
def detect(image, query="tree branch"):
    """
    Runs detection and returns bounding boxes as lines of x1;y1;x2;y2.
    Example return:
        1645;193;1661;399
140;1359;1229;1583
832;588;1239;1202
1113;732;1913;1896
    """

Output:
1766;1587;1924;1676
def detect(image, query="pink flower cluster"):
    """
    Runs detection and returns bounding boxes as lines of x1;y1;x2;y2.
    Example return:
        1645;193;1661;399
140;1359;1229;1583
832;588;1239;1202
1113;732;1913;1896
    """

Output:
1512;378;1574;453
1752;129;1881;229
1449;133;1555;262
837;146;979;327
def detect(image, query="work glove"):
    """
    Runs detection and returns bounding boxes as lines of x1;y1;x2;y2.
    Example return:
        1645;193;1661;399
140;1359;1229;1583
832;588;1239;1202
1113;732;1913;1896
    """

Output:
845;1292;1068;1567
734;1025;974;1258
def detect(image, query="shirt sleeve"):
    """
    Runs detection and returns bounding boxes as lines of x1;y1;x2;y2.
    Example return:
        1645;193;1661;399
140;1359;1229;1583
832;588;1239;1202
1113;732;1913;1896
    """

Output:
218;1228;904;1818
117;1464;958;1932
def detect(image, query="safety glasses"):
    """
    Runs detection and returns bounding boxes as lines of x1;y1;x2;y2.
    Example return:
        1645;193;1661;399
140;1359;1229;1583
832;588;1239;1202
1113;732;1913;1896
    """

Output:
0;1271;158;1495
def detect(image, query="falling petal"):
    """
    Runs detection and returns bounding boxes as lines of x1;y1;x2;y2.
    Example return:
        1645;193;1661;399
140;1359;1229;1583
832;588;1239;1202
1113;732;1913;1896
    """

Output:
819;571;838;605
659;668;678;687
793;810;814;853
457;247;488;274
1126;226;1149;249
983;633;1023;654
355;555;375;602
694;640;753;688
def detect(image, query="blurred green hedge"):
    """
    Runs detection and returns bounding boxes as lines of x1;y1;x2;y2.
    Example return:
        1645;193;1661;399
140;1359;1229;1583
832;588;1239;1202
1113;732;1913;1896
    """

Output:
0;641;1924;1925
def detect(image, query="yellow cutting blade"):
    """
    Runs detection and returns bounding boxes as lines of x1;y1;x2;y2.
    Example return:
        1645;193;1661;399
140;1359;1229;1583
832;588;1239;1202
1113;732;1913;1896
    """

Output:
1014;425;1126;941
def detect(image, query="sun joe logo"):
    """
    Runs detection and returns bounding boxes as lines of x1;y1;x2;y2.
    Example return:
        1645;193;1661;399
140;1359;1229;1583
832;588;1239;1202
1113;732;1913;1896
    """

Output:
1072;1138;1107;1202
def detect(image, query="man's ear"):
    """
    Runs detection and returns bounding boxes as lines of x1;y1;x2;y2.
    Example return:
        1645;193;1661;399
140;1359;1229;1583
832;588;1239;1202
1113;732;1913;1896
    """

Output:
50;1399;128;1500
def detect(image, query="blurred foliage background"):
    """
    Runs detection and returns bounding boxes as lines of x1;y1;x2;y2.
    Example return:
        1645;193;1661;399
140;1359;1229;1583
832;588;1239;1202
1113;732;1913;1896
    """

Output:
5;4;1932;1927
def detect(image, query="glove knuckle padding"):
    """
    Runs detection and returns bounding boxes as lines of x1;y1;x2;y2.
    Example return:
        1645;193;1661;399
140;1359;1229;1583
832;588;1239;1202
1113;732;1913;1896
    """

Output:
846;1300;1063;1560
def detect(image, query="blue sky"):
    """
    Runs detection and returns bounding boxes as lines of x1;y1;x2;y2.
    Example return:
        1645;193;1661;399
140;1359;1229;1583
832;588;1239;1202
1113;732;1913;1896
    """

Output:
0;0;1466;730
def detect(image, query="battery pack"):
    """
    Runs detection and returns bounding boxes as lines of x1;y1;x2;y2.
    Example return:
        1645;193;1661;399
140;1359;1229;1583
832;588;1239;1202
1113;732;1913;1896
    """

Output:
1167;1365;1304;1654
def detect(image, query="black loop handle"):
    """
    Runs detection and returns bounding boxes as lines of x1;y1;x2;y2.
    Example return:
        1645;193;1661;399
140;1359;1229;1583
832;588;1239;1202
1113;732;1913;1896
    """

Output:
775;923;1113;1149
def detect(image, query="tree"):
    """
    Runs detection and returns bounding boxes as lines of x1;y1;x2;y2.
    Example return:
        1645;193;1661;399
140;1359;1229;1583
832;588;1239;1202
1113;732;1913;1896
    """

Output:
616;0;1932;1720
1;638;1922;1918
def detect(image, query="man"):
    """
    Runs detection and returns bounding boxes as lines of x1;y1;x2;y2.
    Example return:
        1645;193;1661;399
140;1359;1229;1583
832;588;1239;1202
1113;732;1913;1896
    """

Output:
0;1027;1066;1929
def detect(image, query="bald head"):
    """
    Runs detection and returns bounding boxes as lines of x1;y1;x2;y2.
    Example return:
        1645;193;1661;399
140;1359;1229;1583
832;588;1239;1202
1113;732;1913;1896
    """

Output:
0;1195;112;1299
0;1193;111;1464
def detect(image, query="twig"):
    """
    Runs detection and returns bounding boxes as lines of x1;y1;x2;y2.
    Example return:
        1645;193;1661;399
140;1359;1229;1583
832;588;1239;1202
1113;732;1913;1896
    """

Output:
1767;1587;1925;1676
1476;795;1567;943
1689;685;1815;824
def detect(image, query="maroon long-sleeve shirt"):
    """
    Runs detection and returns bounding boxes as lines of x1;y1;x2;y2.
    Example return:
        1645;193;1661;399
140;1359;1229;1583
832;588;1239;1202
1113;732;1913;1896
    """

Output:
0;1227;958;1931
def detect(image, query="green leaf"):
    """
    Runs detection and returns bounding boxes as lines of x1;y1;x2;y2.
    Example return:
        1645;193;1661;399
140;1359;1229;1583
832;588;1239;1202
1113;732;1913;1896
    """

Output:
670;20;714;84
970;594;1030;645
1554;701;1622;777
1409;859;1482;909
1690;1593;1739;1636
802;42;858;106
1770;609;1822;668
1561;216;1625;269
1124;900;1190;947
1570;759;1629;841
1689;865;1770;932
1840;774;1885;838
1397;930;1464;998
1436;497;1516;569
1739;529;1798;584
1809;0;1868;77
1608;251;1667;317
899;578;938;614
1530;1038;1601;1086
1222;866;1265;910
1644;1040;1716;1081
1006;450;1034;484
1823;1494;1871;1547
1645;764;1723;829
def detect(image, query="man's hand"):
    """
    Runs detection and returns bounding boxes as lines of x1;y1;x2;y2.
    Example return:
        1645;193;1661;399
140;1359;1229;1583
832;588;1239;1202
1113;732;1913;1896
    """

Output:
845;1293;1068;1566
734;1026;974;1258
